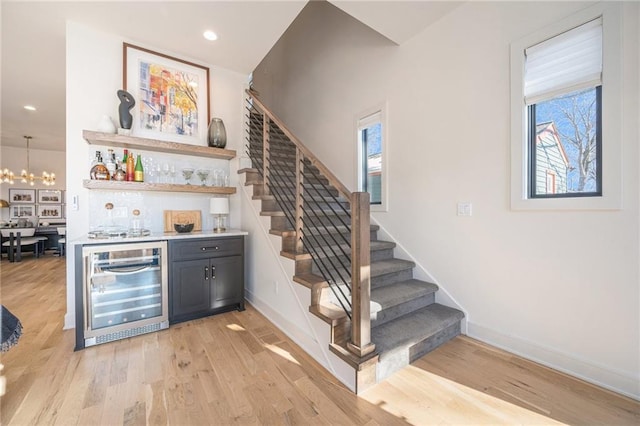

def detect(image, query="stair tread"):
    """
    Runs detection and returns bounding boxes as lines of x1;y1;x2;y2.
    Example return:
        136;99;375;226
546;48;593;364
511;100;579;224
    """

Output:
371;279;438;309
372;304;464;357
371;258;415;277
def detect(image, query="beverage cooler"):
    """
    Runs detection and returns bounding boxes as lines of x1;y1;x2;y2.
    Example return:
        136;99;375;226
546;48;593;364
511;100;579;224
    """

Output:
76;240;168;349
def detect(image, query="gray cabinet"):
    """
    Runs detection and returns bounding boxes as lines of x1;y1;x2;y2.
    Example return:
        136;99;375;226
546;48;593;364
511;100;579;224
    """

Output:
169;236;244;323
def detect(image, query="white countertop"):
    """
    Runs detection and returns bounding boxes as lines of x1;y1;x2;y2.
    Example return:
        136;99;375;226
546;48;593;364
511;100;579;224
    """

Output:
70;229;248;245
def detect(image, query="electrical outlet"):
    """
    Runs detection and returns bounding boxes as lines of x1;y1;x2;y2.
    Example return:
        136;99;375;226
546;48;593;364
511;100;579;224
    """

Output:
457;202;472;216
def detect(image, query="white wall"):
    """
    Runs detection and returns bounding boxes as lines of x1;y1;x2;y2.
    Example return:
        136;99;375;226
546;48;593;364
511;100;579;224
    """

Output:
65;22;247;329
0;146;66;222
240;182;356;390
253;1;640;398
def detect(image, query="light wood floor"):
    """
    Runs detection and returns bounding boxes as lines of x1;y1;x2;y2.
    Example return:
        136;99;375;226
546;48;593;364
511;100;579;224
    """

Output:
1;256;638;425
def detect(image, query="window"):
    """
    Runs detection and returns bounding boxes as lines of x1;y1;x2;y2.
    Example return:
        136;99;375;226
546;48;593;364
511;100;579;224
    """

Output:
526;19;602;198
357;108;386;208
510;3;622;210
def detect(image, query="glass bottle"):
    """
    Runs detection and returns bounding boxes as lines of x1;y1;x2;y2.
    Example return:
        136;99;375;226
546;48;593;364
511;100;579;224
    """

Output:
105;149;116;178
134;154;144;182
90;151;110;180
126;151;135;181
113;160;126;181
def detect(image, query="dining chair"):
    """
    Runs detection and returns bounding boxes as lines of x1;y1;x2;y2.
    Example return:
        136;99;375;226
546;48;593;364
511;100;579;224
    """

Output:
57;227;66;257
1;228;43;262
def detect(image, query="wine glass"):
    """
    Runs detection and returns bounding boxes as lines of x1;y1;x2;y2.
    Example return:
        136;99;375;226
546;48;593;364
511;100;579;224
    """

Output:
154;163;162;183
196;169;210;186
169;164;176;184
181;168;194;185
161;163;170;184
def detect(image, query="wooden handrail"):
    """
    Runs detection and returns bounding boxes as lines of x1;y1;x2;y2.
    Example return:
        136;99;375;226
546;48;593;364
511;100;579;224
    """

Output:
247;90;352;200
247;90;375;360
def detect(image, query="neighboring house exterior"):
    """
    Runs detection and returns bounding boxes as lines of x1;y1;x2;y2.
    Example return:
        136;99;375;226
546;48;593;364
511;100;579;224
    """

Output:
535;122;569;195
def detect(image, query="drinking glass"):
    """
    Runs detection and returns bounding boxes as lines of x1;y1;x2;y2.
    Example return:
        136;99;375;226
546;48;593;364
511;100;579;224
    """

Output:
161;163;170;184
154;164;162;183
196;169;210;186
181;168;194;185
212;169;222;187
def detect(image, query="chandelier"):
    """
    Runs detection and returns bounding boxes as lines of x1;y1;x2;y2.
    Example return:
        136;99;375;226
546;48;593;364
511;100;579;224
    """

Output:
0;136;55;186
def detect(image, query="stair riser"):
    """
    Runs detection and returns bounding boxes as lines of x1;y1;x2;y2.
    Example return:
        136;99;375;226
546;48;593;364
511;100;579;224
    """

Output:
251;179;338;197
371;248;394;262
371;293;435;328
376;321;461;382
271;200;351;212
305;245;394;270
372;269;414;289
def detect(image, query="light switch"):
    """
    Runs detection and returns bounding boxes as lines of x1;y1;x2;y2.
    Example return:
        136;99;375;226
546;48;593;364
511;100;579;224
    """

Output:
457;202;472;216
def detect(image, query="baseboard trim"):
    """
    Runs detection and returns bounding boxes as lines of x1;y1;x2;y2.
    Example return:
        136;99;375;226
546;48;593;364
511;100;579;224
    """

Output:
467;321;640;401
244;290;355;390
63;313;75;330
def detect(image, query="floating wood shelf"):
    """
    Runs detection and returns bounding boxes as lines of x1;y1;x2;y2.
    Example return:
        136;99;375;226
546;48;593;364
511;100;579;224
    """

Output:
83;180;236;195
83;130;236;160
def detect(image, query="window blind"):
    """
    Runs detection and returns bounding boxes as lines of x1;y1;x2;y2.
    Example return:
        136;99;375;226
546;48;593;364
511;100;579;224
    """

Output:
358;111;382;130
524;17;602;105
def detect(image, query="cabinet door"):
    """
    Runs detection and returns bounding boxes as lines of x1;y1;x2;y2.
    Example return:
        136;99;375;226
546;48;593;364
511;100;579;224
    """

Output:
210;256;243;309
171;258;210;318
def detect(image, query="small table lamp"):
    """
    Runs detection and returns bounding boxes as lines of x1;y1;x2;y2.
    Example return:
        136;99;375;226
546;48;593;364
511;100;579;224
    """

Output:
210;197;229;233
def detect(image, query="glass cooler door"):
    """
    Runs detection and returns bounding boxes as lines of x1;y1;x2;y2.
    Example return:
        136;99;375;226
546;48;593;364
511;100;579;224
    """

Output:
83;241;168;340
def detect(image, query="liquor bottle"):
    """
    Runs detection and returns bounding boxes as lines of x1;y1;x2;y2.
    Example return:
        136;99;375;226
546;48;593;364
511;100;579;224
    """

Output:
134;154;144;182
122;149;128;164
90;151;110;180
105;149;116;178
113;160;126;181
126;151;135;181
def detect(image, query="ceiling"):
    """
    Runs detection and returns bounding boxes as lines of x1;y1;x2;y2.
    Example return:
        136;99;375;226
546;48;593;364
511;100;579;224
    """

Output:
1;0;461;153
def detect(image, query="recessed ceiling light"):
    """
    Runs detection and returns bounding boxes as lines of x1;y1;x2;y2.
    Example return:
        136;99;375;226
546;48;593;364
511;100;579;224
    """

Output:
24;105;36;111
203;30;218;41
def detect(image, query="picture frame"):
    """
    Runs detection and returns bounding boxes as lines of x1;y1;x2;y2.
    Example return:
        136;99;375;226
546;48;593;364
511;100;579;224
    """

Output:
123;43;210;146
10;205;35;219
8;189;36;204
38;189;62;204
37;204;62;219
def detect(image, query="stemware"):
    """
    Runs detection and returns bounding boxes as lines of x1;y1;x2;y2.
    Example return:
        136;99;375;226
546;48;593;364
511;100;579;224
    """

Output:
181;168;194;185
169;164;176;184
154;163;162;183
161;163;170;184
196;169;210;186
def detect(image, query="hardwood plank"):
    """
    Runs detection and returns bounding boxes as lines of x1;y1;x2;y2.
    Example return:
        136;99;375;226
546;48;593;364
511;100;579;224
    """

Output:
2;256;638;426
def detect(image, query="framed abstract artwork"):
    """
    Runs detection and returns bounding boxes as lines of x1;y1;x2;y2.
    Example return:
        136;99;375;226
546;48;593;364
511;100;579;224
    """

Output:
123;43;210;146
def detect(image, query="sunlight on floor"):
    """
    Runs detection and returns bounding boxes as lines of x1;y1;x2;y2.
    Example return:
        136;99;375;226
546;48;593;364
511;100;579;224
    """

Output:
361;365;564;425
226;323;246;332
264;344;301;366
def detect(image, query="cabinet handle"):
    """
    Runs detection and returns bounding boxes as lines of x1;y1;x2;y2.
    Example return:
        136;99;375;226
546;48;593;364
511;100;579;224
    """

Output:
204;266;209;280
201;246;220;251
211;266;216;280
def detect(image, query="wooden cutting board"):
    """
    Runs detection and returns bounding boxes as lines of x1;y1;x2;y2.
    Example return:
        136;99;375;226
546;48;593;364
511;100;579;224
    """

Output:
163;210;202;232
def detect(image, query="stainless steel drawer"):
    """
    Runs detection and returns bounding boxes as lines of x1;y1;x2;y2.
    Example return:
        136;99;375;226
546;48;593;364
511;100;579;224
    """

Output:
170;237;243;260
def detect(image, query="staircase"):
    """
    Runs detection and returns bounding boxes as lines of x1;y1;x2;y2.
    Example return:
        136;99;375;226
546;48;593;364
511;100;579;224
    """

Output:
240;92;464;392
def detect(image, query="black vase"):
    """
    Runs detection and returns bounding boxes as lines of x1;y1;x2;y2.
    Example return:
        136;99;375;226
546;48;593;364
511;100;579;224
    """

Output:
208;118;226;148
